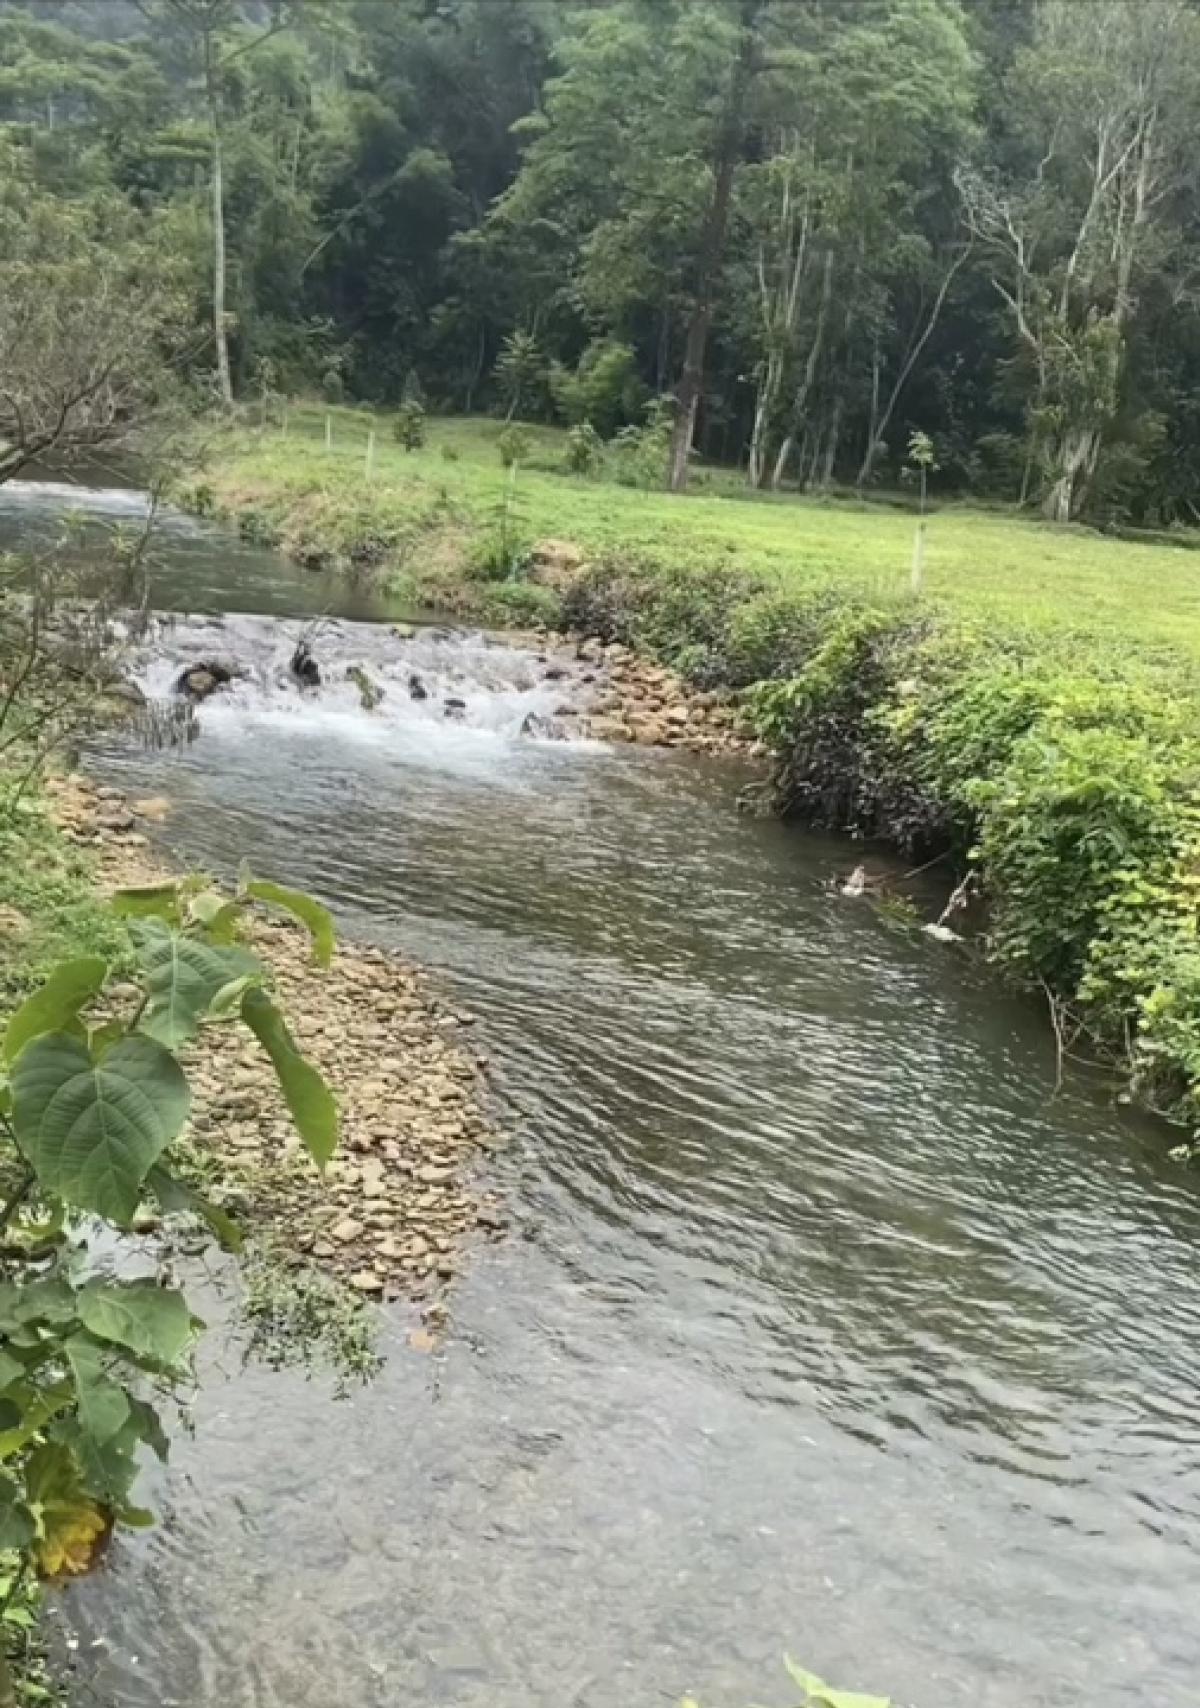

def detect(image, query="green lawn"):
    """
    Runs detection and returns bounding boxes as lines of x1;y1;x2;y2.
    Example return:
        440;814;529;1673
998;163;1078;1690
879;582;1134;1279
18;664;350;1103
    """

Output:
207;405;1200;660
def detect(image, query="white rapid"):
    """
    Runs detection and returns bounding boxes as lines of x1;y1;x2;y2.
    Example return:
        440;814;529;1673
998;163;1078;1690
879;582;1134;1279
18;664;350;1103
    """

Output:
129;612;602;743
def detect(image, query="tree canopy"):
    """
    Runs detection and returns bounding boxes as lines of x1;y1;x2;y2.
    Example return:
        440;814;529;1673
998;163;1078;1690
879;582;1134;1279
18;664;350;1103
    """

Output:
7;0;1200;519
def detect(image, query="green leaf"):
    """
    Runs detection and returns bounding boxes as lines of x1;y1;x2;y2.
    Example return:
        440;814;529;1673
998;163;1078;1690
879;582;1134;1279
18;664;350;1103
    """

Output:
129;918;259;1048
65;1336;131;1449
0;1349;23;1390
207;972;262;1021
187;890;243;942
784;1659;828;1698
76;1278;194;1368
811;1692;890;1708
243;876;335;968
0;1471;35;1550
240;988;338;1168
126;1395;169;1463
110;882;182;924
4;957;108;1063
11;1032;191;1223
147;1164;243;1253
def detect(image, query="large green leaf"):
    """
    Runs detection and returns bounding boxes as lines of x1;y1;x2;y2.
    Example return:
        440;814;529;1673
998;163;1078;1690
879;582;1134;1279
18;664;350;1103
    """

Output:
4;957;108;1063
187;890;243;942
10;1032;191;1222
0;1469;34;1550
110;882;182;924
147;1164;243;1253
784;1661;889;1708
130;918;259;1047
243;876;336;968
65;1336;131;1450
77;1278;194;1368
240;988;338;1167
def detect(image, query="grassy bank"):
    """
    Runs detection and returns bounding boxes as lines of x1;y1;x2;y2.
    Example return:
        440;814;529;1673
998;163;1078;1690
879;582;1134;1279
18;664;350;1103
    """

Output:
188;405;1200;654
191;406;1200;1141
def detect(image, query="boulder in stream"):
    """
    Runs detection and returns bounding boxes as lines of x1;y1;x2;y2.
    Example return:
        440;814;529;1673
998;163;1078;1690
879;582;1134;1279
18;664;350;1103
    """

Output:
175;659;237;701
290;640;321;689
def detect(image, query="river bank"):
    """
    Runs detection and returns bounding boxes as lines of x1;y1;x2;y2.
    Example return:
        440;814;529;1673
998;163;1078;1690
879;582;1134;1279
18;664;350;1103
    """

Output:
4;771;507;1317
184;411;1200;1147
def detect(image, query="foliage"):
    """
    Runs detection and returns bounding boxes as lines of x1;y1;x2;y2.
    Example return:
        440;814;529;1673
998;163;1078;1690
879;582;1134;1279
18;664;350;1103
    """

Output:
468;465;531;583
550;339;645;438
683;1655;889;1708
497;424;531;469
392;401;427;453
493;330;547;423
562;421;604;477
8;1;1200;517
610;399;674;489
0;867;339;1612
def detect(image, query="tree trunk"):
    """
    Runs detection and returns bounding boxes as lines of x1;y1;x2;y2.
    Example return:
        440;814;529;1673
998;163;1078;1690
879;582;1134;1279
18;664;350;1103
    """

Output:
1042;425;1099;522
770;433;794;490
207;40;234;409
855;244;969;489
820;393;843;488
748;347;782;488
770;246;833;490
666;1;758;492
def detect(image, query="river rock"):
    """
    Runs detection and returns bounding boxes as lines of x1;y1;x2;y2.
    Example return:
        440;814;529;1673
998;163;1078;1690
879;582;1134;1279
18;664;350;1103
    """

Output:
133;795;172;821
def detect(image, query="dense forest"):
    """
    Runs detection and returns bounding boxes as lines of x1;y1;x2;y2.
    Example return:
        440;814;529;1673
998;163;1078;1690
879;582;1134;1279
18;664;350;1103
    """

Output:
5;0;1200;522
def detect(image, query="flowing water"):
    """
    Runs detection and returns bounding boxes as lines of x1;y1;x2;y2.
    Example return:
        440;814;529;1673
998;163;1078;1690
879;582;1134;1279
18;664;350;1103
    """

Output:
10;484;1200;1707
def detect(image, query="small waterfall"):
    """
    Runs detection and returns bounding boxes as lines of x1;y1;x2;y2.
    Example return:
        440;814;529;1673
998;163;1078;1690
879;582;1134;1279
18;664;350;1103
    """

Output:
128;612;598;744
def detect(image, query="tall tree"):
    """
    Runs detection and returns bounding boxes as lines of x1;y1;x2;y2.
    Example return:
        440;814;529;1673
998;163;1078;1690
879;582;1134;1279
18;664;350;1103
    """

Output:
136;0;298;406
962;0;1200;521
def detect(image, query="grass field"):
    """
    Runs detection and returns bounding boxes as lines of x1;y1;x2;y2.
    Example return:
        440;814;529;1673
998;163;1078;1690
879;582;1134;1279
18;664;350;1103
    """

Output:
200;405;1200;662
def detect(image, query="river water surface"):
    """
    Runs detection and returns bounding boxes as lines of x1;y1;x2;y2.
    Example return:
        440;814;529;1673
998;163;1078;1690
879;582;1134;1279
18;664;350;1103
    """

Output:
9;480;1200;1708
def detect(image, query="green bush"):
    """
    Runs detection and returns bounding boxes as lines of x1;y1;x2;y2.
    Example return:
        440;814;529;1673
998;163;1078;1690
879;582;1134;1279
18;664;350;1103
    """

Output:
563;421;604;476
393;401;427;452
498;424;531;468
550;338;647;437
320;368;344;405
610;398;673;488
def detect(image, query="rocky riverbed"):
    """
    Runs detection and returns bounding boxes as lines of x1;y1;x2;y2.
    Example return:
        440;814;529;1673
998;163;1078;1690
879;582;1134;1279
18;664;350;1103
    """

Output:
45;773;506;1319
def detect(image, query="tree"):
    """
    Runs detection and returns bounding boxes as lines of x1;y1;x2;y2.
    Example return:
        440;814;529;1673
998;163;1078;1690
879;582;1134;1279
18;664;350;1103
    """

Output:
136;0;299;406
962;0;1200;521
0;152;189;483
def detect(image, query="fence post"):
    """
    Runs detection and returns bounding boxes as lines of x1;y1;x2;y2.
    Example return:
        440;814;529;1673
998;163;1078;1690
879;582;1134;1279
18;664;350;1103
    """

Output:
325;413;333;452
365;428;376;481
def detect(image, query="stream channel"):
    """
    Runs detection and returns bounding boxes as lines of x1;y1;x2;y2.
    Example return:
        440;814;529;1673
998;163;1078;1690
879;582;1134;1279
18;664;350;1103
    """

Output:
5;476;1200;1708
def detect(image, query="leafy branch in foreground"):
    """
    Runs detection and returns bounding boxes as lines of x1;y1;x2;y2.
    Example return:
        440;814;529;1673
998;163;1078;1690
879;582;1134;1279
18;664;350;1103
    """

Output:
0;867;337;1658
684;1655;890;1708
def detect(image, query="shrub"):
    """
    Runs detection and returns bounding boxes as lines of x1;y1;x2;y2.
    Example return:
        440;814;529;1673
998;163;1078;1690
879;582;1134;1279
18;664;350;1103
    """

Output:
393;400;427;452
0;872;338;1620
550;338;647;437
610;397;673;488
498;424;531;468
320;368;344;405
563;421;603;476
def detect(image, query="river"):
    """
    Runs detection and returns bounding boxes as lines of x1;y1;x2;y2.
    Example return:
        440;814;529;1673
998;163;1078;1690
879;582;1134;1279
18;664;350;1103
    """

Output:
7;478;1200;1708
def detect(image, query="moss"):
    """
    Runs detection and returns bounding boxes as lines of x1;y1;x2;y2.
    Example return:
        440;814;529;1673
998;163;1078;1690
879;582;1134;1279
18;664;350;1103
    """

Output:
0;795;130;1006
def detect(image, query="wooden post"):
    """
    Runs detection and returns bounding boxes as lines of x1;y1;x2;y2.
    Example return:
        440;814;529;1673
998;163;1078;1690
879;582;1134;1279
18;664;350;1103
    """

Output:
325;413;332;452
365;429;376;481
910;521;926;594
